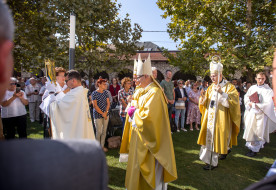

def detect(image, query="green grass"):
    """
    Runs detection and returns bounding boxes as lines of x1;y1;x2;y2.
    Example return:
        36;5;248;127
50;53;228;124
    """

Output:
26;122;276;190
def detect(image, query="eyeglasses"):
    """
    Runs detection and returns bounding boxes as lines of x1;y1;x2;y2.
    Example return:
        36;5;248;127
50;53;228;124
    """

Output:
136;75;144;79
178;83;183;84
65;78;73;83
10;83;17;85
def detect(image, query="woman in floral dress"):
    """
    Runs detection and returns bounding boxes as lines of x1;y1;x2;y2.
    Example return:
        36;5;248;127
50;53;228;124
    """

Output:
186;82;201;131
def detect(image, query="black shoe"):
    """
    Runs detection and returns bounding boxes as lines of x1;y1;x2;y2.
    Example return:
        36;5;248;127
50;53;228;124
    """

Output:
219;149;231;160
228;149;232;154
219;154;227;160
203;164;218;170
245;150;257;157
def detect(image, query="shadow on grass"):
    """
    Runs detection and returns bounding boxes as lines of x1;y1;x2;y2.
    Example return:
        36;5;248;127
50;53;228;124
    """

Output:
170;130;276;190
25;118;276;190
108;166;126;189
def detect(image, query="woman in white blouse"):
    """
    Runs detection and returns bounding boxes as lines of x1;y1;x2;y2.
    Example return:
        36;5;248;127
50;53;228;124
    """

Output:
1;77;28;139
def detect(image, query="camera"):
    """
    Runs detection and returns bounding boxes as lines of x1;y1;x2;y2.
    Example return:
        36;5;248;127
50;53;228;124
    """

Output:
34;90;38;92
16;87;21;93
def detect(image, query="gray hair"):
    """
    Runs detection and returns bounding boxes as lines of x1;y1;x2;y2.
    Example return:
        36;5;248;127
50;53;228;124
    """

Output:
10;77;17;83
151;67;157;71
0;2;14;41
177;79;183;84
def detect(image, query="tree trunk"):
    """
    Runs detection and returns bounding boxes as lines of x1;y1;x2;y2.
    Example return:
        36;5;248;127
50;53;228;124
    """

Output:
246;67;254;83
246;0;252;31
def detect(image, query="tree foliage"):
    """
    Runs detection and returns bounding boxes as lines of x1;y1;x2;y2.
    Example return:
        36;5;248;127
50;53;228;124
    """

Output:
7;0;142;75
157;0;275;80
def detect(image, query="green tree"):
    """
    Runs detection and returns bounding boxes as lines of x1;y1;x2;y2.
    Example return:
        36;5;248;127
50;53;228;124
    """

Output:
157;0;275;81
7;0;61;74
8;0;142;76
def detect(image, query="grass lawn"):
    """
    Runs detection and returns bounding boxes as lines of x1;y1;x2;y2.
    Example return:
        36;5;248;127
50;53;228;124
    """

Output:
26;121;276;190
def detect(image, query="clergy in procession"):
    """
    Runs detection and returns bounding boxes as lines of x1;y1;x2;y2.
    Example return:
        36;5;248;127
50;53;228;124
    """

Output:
40;67;68;137
42;70;95;140
243;72;276;157
197;59;240;170
119;58;141;162
124;54;177;190
42;67;68;100
273;49;276;106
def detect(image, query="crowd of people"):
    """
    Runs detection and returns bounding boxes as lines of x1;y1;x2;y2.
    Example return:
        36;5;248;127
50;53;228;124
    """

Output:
0;69;275;148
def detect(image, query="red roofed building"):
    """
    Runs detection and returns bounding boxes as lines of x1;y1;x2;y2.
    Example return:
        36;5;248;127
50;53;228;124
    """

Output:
93;42;197;82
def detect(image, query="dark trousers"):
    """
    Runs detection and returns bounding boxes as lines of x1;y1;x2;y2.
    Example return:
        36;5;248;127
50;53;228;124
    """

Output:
43;116;51;138
2;114;27;139
168;103;174;126
120;116;126;134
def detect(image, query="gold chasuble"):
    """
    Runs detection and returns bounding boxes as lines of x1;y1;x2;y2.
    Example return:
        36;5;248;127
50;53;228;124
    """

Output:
125;82;177;190
197;82;240;154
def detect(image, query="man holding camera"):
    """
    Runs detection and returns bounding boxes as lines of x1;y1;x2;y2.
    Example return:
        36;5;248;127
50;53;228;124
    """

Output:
25;77;41;122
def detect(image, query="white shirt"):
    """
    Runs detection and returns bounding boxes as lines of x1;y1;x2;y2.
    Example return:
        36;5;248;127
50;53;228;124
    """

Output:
25;83;41;102
1;90;27;118
180;88;184;98
39;85;46;102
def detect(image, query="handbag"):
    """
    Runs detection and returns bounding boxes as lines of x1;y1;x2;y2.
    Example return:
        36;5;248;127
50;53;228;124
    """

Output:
109;109;123;126
175;101;185;109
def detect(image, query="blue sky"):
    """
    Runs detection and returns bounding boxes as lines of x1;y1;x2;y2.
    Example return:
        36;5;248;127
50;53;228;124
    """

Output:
116;0;179;50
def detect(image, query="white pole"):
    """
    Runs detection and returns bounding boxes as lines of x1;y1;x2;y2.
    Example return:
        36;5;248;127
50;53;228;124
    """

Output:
69;13;76;70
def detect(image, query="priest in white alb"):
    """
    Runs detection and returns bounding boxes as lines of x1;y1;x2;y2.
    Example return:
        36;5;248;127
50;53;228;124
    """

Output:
243;72;276;157
41;70;95;140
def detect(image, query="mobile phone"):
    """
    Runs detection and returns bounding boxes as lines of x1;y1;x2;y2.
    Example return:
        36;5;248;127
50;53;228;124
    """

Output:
16;87;21;93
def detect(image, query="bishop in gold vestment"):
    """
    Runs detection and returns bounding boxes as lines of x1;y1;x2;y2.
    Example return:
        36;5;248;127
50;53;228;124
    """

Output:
197;59;240;169
124;54;177;190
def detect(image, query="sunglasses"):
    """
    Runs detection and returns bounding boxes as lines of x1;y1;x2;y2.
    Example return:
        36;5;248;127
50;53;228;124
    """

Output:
10;83;17;85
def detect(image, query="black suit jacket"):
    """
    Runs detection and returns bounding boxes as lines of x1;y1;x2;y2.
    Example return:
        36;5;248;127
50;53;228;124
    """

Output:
175;87;188;101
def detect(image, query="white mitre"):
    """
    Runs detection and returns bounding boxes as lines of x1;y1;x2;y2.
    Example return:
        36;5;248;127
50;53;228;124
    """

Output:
210;59;223;74
137;54;152;76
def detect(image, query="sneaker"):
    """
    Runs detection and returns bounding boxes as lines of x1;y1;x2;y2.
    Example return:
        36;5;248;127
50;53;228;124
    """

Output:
181;128;187;132
190;128;193;131
30;119;35;123
177;130;180;132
